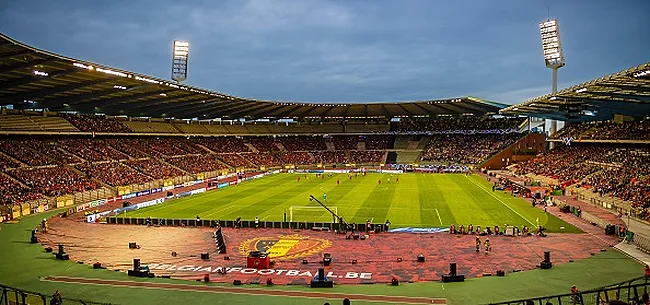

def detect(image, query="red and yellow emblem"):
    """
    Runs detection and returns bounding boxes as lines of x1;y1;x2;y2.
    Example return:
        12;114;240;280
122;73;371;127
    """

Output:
239;234;331;260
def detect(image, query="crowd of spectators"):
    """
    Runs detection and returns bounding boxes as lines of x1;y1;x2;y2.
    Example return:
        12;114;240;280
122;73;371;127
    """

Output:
279;136;327;151
194;137;250;153
331;136;358;150
311;151;347;164
0;139;77;166
0;174;43;205
9;167;98;197
514;145;603;184
393;117;524;134
245;153;282;167
76;162;151;187
0;153;20;170
421;134;520;165
217;153;254;168
104;139;148;159
127;159;185;179
348;151;385;164
57;139;128;162
278;152;315;165
364;136;391;150
165;155;228;174
515;144;650;219
552;120;650;141
247;137;280;152
121;138;204;157
64;115;131;133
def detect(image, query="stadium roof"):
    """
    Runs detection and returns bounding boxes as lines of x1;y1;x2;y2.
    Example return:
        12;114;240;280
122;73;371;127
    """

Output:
500;62;650;122
0;33;506;120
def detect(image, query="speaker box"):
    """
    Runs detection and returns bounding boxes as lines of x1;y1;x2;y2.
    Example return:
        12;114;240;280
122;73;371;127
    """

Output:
442;274;465;282
127;270;154;278
133;258;141;271
417;255;425;263
233;280;242;286
201;253;209;260
496;270;505;276
310;279;334;288
318;268;325;280
56;253;69;260
30;230;38;244
540;261;553;269
128;242;138;249
449;263;457;276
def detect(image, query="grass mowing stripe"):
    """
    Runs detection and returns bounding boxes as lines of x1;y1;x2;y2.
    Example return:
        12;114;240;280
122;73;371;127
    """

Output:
417;174;452;226
352;174;396;223
464;175;536;226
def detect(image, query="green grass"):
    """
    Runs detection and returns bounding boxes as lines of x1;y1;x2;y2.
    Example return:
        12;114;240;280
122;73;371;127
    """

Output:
0;210;641;305
126;173;580;233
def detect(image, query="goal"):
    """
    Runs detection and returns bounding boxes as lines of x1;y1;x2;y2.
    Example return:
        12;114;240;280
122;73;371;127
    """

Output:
289;206;338;223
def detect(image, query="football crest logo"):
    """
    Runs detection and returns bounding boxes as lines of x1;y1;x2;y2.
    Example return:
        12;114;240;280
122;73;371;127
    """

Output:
239;234;331;260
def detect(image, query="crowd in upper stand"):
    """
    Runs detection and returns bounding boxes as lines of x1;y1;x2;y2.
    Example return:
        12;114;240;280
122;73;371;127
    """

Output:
76;162;150;187
421;134;520;165
552;120;650;140
63;114;131;133
392;117;524;134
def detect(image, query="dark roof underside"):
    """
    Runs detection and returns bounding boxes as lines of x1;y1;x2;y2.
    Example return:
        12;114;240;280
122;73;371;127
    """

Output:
500;62;650;122
0;33;506;120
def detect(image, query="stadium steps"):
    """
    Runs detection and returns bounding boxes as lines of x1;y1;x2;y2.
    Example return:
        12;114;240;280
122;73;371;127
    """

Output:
325;141;336;151
416;136;431;150
395;151;422;164
357;142;366;151
244;143;259;153
393;136;411;149
274;142;286;151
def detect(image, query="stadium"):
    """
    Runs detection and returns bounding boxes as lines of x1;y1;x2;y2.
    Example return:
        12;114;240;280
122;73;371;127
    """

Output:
1;3;650;305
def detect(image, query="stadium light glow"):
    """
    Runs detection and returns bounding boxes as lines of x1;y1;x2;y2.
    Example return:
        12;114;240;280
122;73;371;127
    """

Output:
113;85;127;90
96;67;128;78
575;88;588;93
33;70;48;76
633;70;650;78
73;63;94;70
539;19;565;69
172;40;189;83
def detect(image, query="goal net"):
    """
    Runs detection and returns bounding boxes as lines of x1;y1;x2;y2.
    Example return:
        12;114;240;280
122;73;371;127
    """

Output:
289;206;338;223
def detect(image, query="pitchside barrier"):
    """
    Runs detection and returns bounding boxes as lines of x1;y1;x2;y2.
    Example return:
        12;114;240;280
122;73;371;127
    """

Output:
0;283;116;305
105;217;389;233
487;276;649;305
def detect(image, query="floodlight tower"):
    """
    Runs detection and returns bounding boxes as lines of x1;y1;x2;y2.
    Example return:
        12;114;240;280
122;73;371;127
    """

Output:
539;19;565;148
172;40;189;83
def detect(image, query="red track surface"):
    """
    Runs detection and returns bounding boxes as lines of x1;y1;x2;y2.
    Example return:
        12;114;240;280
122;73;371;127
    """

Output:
42;276;446;304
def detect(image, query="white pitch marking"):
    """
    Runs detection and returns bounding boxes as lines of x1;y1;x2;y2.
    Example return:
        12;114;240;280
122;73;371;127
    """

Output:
464;175;535;226
435;209;443;226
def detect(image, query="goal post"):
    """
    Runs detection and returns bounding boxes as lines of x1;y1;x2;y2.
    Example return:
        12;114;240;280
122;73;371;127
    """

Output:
289;206;338;223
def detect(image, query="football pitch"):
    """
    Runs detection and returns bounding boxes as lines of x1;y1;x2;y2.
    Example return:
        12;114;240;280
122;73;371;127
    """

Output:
126;173;580;232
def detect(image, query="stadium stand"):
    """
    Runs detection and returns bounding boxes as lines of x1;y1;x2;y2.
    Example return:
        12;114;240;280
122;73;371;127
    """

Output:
421;133;520;165
9;166;98;197
126;159;185;179
75;162;151;187
552;120;650;140
64;114;131;133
